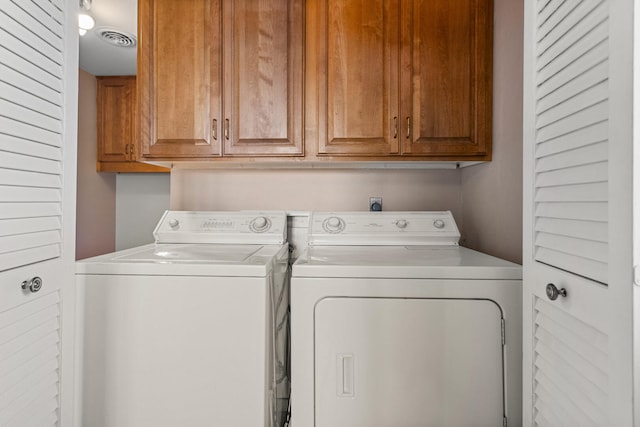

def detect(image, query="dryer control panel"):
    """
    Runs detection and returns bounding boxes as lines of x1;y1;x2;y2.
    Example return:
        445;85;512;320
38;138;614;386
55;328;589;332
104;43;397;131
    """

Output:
154;211;287;244
308;211;460;246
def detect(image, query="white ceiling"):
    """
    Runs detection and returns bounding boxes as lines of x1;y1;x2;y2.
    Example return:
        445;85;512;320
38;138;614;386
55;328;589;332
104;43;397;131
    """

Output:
78;0;137;76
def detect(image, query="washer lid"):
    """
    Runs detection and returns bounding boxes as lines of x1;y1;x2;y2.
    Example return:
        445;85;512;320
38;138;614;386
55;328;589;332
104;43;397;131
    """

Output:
307;211;460;246
76;243;286;277
113;244;263;263
153;211;287;244
293;246;522;280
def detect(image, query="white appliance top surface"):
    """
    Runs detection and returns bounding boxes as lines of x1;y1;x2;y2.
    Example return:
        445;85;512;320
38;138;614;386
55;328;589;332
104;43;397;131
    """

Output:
76;243;286;277
293;245;522;280
307;211;460;246
77;211;289;276
114;244;266;263
154;211;287;244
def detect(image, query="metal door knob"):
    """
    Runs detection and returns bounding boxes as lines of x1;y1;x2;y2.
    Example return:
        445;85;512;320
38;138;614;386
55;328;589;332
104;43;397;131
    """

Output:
546;283;566;301
21;277;43;293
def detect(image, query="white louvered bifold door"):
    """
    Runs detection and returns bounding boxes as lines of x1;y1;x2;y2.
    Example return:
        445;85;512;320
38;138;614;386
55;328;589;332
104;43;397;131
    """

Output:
523;0;635;426
0;1;79;427
0;0;64;272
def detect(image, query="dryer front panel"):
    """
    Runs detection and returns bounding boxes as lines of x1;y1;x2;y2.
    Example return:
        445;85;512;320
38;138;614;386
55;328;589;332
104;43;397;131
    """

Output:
314;297;504;427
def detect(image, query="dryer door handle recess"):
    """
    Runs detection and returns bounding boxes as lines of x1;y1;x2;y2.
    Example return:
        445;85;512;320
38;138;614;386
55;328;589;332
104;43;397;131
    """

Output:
337;354;354;397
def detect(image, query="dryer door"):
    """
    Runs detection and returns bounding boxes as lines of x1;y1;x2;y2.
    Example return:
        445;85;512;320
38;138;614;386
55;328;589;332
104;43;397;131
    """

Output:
314;297;504;427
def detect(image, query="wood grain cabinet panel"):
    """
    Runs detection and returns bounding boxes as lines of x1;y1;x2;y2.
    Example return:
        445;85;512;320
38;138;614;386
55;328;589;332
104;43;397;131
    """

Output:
97;76;135;163
96;76;168;172
317;0;400;156
138;0;303;159
223;0;304;156
401;0;492;157
138;0;221;158
311;0;493;160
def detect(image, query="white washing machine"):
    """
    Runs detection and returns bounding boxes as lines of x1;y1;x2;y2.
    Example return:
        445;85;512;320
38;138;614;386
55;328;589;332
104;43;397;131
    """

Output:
76;211;290;427
290;211;522;427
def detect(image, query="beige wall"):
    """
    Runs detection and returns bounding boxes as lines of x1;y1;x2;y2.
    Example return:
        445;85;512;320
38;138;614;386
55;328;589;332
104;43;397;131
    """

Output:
170;168;463;227
460;0;524;264
76;69;116;260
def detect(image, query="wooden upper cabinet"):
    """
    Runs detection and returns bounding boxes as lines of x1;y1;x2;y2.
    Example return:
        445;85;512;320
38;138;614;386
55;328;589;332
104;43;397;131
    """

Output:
316;0;400;156
138;0;304;159
138;0;221;158
401;0;492;157
137;0;491;162
97;76;169;172
222;0;304;156
311;0;492;160
97;76;135;162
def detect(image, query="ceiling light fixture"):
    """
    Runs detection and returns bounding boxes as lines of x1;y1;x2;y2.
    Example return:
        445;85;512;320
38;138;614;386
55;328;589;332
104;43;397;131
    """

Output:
78;14;95;35
78;0;94;36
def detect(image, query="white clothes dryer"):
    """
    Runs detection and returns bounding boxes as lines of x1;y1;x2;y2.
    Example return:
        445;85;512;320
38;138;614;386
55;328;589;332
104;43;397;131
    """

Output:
76;211;290;427
290;211;522;427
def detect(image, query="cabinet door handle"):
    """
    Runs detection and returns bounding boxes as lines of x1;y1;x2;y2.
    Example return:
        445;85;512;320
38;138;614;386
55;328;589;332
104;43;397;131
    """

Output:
21;277;43;293
393;116;398;139
224;119;229;140
212;119;217;140
546;283;567;301
406;117;411;139
129;144;134;155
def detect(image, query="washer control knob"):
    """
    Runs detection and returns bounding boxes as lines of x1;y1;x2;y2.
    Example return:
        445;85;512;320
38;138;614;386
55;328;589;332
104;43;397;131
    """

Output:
395;219;408;229
323;216;345;233
250;216;271;232
168;218;180;229
433;219;445;229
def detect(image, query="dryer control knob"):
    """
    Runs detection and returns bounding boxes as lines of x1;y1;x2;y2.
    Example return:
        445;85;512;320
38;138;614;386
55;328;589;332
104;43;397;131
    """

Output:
323;216;345;233
168;218;180;229
433;219;445;229
395;219;408;229
250;216;271;232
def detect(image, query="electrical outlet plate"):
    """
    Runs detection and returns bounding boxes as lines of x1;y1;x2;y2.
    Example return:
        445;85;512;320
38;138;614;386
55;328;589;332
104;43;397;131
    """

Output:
369;197;382;211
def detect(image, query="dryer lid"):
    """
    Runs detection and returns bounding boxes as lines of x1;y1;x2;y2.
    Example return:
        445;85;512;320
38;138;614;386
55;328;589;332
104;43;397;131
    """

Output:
293;246;522;280
307;211;460;246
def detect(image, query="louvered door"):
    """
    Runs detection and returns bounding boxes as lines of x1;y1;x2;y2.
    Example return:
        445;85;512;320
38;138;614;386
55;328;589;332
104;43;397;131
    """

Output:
0;1;78;426
522;0;634;425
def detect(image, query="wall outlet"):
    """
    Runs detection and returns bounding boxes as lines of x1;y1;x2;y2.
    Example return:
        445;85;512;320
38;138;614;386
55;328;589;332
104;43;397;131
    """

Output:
369;197;382;211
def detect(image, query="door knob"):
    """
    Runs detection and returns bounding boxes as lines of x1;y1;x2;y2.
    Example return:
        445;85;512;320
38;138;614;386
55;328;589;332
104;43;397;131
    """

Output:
21;277;43;293
545;283;566;301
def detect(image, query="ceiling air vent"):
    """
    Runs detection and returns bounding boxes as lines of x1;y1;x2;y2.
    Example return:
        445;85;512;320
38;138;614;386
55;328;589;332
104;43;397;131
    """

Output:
96;28;137;48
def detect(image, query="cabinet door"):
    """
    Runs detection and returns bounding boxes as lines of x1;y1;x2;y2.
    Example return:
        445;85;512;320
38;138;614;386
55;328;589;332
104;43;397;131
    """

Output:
401;0;492;158
138;0;221;158
0;0;78;425
522;0;634;424
315;0;400;156
97;76;134;162
222;0;304;156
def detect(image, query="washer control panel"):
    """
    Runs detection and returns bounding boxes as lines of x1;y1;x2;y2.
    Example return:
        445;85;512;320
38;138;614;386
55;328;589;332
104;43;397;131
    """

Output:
154;211;287;244
308;211;460;246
